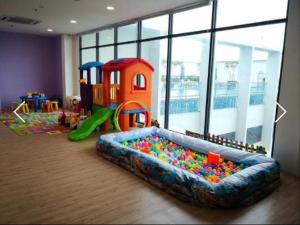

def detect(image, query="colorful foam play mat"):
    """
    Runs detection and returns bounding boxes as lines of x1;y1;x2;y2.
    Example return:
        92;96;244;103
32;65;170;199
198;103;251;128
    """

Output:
121;135;247;183
0;112;70;136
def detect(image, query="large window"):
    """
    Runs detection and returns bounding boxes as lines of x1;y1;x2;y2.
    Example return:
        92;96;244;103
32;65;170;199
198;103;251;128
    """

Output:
141;39;168;127
81;49;97;84
168;34;210;134
209;23;286;153
81;33;96;48
98;29;115;64
117;23;138;43
99;28;114;45
81;49;96;64
79;0;288;155
98;46;114;63
173;5;212;34
142;15;168;39
117;44;137;58
216;0;288;28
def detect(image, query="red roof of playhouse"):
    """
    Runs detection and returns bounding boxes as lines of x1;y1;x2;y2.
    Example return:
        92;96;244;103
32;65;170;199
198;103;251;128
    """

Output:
102;58;154;72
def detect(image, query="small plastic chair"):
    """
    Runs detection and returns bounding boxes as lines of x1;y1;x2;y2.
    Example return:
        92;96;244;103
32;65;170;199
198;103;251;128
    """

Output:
42;100;53;113
51;101;59;111
19;103;29;114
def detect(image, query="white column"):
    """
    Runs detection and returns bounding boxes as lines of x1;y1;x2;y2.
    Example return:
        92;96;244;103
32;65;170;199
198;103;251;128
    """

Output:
61;35;80;108
261;51;281;151
235;46;253;142
72;35;80;97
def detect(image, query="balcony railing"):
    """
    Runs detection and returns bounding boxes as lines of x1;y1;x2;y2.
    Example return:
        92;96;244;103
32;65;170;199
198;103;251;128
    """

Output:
158;81;266;114
160;96;200;115
250;94;264;105
213;96;237;109
249;82;265;105
213;81;238;109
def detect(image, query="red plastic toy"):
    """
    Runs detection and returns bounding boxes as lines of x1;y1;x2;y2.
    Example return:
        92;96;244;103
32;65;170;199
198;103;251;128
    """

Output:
42;100;53;112
207;152;220;164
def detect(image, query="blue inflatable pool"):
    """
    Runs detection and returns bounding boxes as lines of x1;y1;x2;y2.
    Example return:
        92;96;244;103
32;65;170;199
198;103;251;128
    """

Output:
97;127;280;208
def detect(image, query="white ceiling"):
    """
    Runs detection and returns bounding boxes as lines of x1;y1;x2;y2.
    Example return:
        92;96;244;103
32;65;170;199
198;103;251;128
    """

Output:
0;0;200;36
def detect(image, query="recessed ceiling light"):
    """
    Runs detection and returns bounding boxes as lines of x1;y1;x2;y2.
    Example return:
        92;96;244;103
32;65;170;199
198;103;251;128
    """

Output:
47;28;53;32
106;6;115;10
70;19;77;24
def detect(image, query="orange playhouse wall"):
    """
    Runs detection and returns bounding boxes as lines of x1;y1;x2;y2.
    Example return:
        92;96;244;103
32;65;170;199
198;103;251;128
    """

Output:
118;65;152;111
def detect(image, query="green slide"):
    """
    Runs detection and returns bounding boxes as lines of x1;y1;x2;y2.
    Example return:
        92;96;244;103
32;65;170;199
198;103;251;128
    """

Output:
68;106;113;141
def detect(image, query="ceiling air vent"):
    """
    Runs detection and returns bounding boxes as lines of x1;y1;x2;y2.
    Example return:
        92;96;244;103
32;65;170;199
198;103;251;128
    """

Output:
0;15;41;25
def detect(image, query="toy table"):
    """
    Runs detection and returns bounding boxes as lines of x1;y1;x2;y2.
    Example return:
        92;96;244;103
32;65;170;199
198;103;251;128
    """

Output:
20;95;48;112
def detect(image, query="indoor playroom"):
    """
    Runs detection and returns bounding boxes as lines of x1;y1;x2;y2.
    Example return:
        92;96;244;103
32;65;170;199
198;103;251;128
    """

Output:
0;0;299;224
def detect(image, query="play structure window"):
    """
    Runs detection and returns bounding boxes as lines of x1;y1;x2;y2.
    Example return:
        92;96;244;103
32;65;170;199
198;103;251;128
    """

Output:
83;71;88;82
110;72;120;84
81;69;97;85
116;72;120;84
133;74;146;90
137;112;145;124
110;73;114;84
90;67;97;84
99;71;103;84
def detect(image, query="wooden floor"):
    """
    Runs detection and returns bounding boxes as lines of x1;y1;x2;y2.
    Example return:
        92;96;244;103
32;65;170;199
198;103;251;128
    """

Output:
0;123;299;224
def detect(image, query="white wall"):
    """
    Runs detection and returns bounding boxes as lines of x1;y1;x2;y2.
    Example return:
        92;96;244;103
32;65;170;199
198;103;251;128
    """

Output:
273;0;300;177
167;112;202;134
210;108;237;135
61;34;72;106
247;105;264;127
72;35;80;96
61;34;80;108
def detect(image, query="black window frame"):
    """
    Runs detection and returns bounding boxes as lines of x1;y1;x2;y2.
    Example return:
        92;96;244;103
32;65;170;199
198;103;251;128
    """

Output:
78;0;289;156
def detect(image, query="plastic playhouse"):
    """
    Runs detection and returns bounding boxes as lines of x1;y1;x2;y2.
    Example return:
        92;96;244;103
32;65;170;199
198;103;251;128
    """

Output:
68;58;154;141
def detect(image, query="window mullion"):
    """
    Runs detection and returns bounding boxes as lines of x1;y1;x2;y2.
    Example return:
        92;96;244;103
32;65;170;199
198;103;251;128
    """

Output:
204;0;217;138
164;13;173;129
